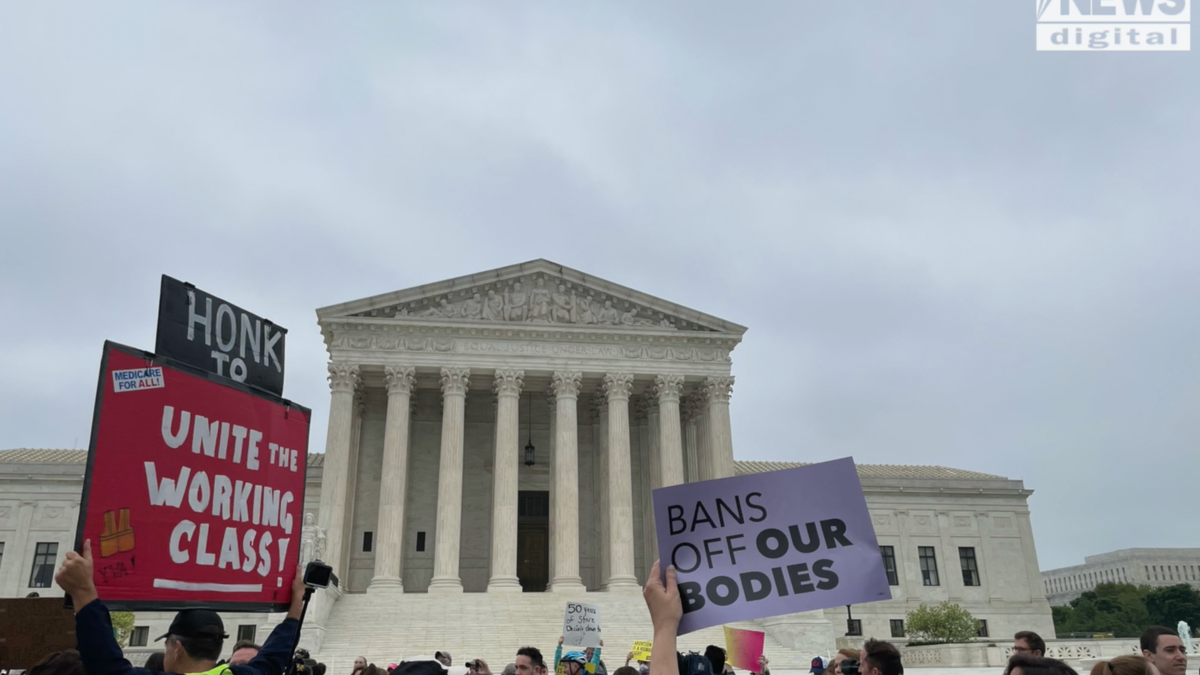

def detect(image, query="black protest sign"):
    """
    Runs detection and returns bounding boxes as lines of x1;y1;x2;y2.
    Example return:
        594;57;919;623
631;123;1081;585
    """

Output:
155;275;286;396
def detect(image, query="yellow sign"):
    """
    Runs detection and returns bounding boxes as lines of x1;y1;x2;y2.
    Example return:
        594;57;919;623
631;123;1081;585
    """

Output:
631;641;653;663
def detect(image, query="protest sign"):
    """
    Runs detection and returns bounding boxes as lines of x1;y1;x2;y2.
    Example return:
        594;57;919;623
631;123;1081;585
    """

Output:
75;341;310;611
652;457;891;634
156;275;287;396
562;601;602;648
630;641;653;663
722;627;765;671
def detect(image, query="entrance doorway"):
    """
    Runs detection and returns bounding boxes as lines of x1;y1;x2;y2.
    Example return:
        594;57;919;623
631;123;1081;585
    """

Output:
517;491;550;592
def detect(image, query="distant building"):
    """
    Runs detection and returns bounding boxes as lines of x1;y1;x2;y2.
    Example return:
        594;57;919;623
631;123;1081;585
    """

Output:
1042;548;1200;606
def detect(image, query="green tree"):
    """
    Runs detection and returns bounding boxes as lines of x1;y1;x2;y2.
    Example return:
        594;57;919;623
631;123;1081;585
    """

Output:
1145;584;1200;631
905;602;980;644
110;611;135;647
1057;583;1150;637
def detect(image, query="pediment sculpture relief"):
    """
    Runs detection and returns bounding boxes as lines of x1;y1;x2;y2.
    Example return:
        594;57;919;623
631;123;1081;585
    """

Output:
358;275;710;331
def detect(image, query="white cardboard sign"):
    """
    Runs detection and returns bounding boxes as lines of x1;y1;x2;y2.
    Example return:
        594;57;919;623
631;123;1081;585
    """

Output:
562;602;602;648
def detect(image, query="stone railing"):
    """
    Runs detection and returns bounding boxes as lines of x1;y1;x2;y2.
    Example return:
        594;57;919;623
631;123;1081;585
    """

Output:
830;638;1144;669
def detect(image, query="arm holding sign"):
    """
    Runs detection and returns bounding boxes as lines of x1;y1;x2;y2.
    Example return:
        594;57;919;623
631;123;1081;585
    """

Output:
643;561;682;675
231;569;305;675
56;540;145;675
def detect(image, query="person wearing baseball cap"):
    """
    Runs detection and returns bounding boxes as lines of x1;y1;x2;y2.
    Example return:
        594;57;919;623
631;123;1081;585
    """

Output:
810;657;828;675
54;538;307;675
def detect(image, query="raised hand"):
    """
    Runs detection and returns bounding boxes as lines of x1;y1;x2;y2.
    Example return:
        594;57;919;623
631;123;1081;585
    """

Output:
55;539;99;612
642;560;682;630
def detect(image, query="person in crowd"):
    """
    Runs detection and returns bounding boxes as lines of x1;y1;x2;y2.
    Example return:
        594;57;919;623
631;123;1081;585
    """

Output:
28;650;82;675
1090;655;1156;675
552;638;604;675
314;665;327;675
830;649;859;675
143;654;166;672
357;658;370;675
436;654;453;669
612;668;638;675
1014;632;1047;659
362;664;386;675
1005;655;1078;675
476;647;548;675
229;642;261;666
54;538;305;675
750;656;770;675
1140;627;1187;675
557;652;589;675
391;659;449;675
501;665;517;675
701;647;726;675
859;639;903;675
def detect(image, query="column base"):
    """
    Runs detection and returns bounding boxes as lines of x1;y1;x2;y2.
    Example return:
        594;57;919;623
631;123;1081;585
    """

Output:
549;576;586;593
487;576;523;592
367;576;404;593
427;577;465;594
604;575;640;591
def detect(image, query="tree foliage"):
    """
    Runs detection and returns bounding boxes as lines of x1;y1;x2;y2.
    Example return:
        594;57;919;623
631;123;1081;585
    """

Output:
905;602;980;644
1051;583;1162;638
110;611;135;647
1145;585;1200;631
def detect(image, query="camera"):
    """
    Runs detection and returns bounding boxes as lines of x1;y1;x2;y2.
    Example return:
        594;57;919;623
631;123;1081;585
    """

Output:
840;660;860;675
304;560;334;589
294;649;317;674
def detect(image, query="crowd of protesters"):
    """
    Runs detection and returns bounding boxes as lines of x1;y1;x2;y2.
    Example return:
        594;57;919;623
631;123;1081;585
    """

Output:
12;542;1190;675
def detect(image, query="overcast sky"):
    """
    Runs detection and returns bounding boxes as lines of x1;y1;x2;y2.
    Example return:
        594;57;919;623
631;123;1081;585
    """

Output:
2;2;1196;571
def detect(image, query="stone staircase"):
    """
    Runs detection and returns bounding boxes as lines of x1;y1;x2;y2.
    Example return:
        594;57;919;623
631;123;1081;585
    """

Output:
312;592;819;674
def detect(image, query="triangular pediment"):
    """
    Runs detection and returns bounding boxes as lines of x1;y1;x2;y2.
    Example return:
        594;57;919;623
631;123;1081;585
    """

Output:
316;259;746;334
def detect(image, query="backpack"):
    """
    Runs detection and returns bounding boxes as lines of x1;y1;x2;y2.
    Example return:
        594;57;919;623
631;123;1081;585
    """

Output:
680;652;713;675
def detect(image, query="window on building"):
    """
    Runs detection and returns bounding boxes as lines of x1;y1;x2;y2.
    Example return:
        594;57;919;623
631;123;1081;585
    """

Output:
363;531;373;553
237;625;257;642
919;547;940;586
881;546;900;586
890;619;906;638
977;620;990;638
959;547;981;587
846;619;863;636
416;531;426;552
129;626;150;647
28;543;58;588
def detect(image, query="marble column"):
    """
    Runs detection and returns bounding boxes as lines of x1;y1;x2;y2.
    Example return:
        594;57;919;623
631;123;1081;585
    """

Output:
644;393;662;568
550;371;586;592
341;390;366;574
603;373;639;590
546;386;557;583
635;398;653;580
488;369;525;592
594;396;610;589
655;374;686;487
370;366;416;592
704;376;736;479
429;367;470;593
682;393;701;483
317;363;358;581
695;391;713;482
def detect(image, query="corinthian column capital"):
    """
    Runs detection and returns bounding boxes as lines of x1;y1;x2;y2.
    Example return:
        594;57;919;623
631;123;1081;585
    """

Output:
603;373;635;402
384;366;417;395
551;371;582;399
328;363;360;393
440;367;471;397
653;374;685;404
704;375;735;403
545;385;557;412
493;369;525;397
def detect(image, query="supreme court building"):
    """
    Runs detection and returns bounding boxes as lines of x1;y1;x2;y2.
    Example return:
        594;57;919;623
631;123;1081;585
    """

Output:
0;260;1056;663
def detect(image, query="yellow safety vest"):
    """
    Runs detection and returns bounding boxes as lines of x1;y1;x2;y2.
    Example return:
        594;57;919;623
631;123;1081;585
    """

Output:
191;665;233;675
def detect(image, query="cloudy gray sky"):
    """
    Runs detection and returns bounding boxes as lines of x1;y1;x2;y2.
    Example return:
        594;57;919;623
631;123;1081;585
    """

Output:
1;2;1196;571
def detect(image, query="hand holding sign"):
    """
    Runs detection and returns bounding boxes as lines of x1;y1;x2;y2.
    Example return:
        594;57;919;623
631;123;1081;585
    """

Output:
55;539;99;612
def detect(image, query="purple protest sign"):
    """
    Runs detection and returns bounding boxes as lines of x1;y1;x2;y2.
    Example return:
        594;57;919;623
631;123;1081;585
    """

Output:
652;457;892;634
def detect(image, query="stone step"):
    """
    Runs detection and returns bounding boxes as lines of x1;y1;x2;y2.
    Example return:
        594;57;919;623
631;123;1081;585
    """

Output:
311;592;819;674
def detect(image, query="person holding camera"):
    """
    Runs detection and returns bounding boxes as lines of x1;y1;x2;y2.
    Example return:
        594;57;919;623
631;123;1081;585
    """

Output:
55;538;307;675
830;649;860;675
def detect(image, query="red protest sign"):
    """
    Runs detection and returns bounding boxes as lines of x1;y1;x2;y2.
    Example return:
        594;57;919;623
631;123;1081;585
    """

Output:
76;342;310;611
